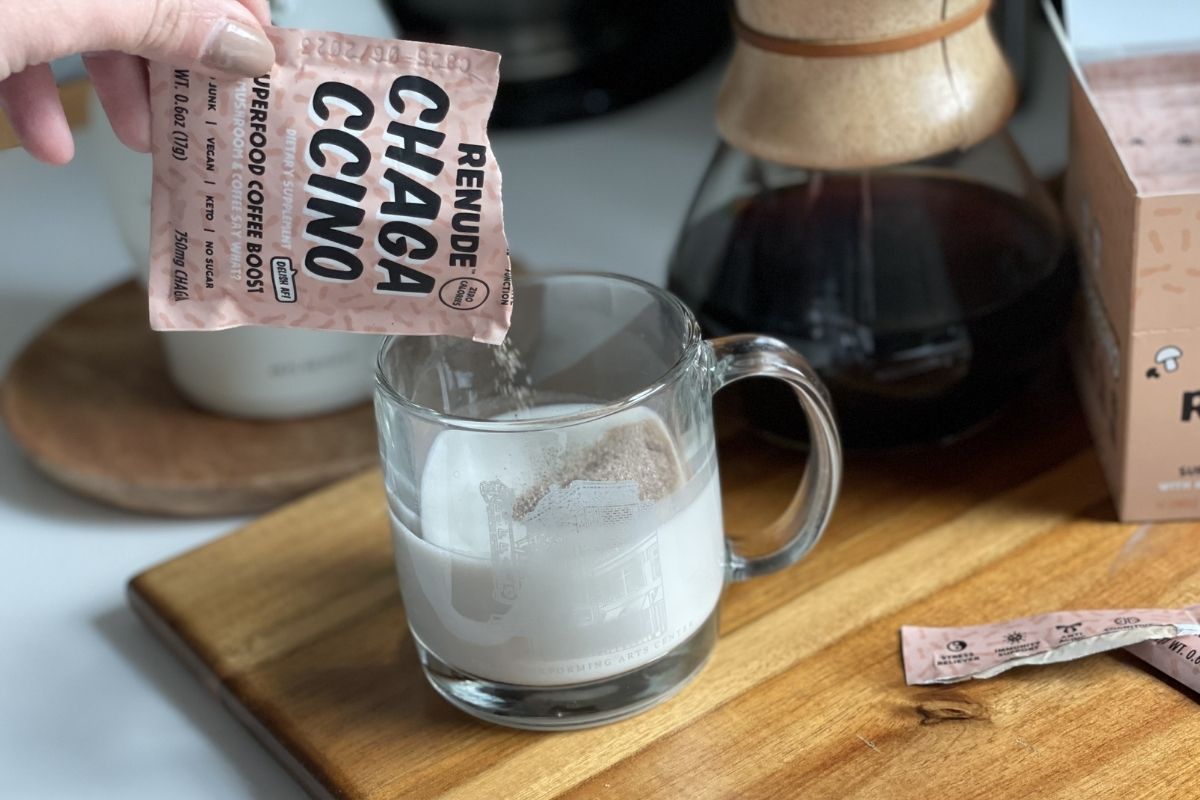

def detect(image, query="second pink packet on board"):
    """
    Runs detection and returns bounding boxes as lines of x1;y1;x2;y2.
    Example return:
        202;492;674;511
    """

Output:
901;608;1200;685
147;27;513;344
1126;605;1200;693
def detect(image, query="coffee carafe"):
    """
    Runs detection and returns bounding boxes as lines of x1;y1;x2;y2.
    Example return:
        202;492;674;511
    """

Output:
668;0;1075;448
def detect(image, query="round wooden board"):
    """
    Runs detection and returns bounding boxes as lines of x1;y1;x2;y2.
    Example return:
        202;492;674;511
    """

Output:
0;281;379;517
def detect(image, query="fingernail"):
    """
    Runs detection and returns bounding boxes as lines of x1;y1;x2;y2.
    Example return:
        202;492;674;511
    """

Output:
201;20;275;76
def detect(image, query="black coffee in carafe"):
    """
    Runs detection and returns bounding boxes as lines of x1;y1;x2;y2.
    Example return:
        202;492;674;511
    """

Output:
670;166;1074;448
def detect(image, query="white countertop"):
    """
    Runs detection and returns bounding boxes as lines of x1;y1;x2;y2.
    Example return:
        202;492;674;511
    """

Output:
0;26;1068;799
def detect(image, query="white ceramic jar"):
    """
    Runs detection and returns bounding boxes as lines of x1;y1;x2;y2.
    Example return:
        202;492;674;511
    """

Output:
83;0;399;419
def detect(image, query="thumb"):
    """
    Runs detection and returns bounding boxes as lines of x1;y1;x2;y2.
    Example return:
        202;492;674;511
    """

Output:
1;0;275;81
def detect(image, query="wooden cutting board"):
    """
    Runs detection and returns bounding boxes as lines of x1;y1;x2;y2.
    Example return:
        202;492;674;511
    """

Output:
128;371;1200;799
0;281;378;516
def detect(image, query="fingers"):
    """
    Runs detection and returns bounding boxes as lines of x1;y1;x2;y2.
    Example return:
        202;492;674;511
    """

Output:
0;0;278;165
0;0;276;82
84;52;152;153
238;0;273;27
71;0;273;159
131;0;276;77
0;64;73;165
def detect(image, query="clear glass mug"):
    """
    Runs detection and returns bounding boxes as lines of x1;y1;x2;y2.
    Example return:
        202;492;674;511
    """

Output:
374;273;841;729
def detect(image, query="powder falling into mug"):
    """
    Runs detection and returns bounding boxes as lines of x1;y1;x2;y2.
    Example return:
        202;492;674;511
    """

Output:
491;338;535;413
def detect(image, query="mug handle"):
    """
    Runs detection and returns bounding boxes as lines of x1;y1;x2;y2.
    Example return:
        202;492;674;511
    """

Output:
709;335;843;582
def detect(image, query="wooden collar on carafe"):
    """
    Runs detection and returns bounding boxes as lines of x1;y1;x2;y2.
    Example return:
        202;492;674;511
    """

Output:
732;0;992;58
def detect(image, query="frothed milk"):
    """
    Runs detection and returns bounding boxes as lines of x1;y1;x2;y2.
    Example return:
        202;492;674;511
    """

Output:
390;405;726;686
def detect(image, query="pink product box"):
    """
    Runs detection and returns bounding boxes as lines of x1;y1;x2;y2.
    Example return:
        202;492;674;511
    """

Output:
1052;2;1200;520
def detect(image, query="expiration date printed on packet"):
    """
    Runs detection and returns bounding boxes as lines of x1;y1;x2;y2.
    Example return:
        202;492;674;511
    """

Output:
901;609;1200;686
148;27;512;344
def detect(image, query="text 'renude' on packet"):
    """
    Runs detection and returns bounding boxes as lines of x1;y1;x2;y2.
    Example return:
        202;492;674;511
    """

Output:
148;27;512;345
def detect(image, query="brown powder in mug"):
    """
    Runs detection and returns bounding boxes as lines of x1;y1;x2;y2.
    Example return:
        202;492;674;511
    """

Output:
513;420;683;520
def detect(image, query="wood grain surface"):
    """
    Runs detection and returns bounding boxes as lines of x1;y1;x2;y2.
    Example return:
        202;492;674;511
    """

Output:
0;281;378;515
128;370;1200;799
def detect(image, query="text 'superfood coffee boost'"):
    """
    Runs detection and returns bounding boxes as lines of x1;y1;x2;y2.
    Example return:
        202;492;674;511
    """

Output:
148;28;512;344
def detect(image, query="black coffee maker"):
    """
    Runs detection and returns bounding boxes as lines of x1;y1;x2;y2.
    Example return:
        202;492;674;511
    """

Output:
388;0;728;127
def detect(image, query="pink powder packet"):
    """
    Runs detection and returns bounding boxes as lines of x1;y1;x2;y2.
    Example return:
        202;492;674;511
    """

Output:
1126;605;1200;693
901;609;1200;686
148;27;512;344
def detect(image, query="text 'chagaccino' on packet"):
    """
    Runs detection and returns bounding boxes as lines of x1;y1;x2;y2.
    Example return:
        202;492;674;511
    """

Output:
148;27;512;344
901;609;1200;685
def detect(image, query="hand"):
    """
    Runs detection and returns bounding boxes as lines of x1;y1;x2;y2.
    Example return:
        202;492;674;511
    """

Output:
0;0;275;165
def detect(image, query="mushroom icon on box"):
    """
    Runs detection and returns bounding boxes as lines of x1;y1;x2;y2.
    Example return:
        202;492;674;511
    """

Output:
1155;346;1184;375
